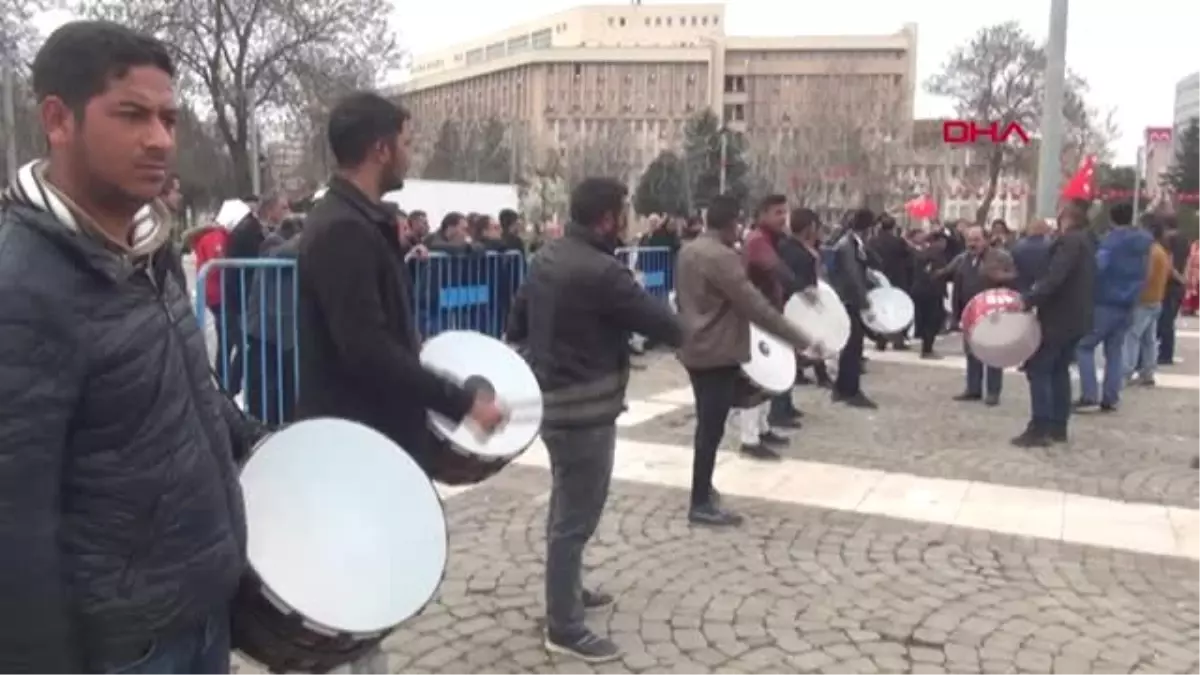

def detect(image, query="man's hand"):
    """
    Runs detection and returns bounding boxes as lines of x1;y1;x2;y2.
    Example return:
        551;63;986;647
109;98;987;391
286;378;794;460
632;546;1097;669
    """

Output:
468;394;505;434
802;287;820;303
404;244;430;262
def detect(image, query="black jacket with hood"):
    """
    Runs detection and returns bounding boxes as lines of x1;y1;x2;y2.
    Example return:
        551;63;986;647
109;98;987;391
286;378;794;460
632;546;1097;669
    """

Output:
0;161;258;673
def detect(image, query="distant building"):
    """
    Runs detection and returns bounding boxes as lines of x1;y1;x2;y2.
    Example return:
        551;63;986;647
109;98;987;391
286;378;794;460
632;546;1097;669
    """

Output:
1174;72;1199;131
1143;127;1174;200
890;118;1034;225
386;3;918;180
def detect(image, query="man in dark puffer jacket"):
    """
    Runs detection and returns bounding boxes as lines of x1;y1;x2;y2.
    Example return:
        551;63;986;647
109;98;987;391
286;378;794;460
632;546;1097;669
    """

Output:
0;22;260;674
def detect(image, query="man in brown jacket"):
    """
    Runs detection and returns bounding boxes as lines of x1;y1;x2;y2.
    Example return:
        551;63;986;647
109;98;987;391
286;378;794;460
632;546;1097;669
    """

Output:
675;195;818;527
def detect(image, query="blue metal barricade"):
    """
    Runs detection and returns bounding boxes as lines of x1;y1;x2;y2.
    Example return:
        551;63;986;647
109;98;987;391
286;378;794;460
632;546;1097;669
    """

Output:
195;258;299;427
614;246;674;300
409;251;526;339
194;251;529;423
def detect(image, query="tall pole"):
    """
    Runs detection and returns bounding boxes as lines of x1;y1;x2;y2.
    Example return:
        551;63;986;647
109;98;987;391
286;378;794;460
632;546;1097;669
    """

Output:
1035;0;1070;219
718;129;728;194
1131;145;1142;218
2;63;17;181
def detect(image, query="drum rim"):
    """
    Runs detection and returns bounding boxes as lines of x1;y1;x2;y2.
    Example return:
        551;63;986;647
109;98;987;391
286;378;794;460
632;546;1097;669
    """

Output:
422;330;543;460
242;417;451;635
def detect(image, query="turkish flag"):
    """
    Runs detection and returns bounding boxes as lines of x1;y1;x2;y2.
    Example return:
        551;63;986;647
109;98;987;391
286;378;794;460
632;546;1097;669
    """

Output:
1061;155;1096;201
905;195;937;220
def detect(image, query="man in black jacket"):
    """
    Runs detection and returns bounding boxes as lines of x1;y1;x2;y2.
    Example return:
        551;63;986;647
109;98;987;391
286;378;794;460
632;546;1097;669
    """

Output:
867;214;912;350
506;178;682;663
827;209;879;408
1015;205;1096;447
0;22;260;673
296;93;504;482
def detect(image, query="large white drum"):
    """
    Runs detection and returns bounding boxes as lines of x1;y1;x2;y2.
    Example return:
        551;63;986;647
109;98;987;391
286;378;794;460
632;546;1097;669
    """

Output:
420;331;542;485
784;280;851;354
741;324;797;394
863;287;915;337
234;418;447;673
962;288;1042;369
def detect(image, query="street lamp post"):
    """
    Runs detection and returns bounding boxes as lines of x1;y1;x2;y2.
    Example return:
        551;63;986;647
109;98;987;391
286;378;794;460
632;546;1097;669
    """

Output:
1035;0;1070;219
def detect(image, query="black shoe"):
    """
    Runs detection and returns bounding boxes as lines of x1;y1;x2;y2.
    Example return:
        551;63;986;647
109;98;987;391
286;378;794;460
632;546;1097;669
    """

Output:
688;502;744;527
759;430;789;446
795;373;814;385
920;351;942;360
1046;426;1068;444
984;394;1000;406
1073;399;1100;413
768;417;802;430
893;342;910;351
1137;377;1157;387
1190;457;1199;470
582;588;613;610
740;443;781;460
1011;428;1051;448
953;392;983;402
710;488;722;506
833;391;878;409
1099;402;1118;413
544;629;622;663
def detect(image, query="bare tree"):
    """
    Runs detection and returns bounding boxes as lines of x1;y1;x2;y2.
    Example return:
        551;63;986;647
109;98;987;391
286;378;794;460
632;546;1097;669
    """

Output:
563;121;637;187
81;0;405;193
927;21;1097;224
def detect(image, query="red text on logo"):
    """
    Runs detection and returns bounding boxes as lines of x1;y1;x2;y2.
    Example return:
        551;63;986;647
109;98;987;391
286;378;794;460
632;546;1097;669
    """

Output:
942;120;1031;145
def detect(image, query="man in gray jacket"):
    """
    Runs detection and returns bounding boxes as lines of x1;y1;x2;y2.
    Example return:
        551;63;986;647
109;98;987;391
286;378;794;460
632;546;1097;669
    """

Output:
0;22;260;673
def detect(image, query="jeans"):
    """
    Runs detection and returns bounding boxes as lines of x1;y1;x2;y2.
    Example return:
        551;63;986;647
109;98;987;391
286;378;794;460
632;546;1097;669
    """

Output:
1076;305;1132;406
1123;303;1162;380
1158;288;1182;364
835;310;866;397
544;424;616;637
101;608;230;674
965;347;1003;397
1025;339;1078;433
768;392;796;422
686;366;738;507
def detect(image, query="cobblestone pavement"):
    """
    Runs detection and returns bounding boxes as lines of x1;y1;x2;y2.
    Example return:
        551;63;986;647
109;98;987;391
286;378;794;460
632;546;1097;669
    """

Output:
371;465;1198;675
620;353;1200;509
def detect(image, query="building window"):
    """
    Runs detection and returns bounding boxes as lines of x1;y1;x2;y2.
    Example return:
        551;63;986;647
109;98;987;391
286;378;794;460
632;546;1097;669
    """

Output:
608;17;614;26
666;17;672;26
531;28;552;49
619;17;626;26
713;16;719;25
655;17;661;26
701;17;708;25
644;17;650;26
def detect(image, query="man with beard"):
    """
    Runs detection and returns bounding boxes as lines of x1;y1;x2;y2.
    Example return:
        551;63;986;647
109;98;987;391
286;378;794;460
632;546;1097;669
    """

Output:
296;95;506;673
506;178;683;661
0;21;260;672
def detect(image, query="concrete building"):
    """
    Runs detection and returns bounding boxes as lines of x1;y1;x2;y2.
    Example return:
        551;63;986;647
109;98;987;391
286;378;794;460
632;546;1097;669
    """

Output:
1174;72;1199;131
388;3;917;184
1143;126;1174;201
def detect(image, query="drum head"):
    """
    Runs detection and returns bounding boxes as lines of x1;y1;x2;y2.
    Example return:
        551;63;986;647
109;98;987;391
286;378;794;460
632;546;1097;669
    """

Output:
864;287;915;335
969;311;1043;369
867;269;891;289
421;331;543;459
740;324;797;394
241;419;447;635
784;280;851;353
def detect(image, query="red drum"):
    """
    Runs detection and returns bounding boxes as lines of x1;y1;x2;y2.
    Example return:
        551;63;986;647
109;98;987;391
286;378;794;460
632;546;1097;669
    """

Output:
961;288;1042;369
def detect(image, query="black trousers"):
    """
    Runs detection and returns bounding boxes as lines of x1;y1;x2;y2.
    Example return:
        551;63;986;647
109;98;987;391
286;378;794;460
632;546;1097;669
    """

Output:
686;365;739;508
913;294;946;354
835;310;866;397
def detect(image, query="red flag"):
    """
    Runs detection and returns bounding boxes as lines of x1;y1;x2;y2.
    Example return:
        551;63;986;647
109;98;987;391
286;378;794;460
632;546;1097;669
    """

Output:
1061;155;1096;201
905;194;937;220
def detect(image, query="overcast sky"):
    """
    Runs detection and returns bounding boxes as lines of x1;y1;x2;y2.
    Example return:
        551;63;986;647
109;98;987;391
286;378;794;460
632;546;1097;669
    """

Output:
39;0;1199;165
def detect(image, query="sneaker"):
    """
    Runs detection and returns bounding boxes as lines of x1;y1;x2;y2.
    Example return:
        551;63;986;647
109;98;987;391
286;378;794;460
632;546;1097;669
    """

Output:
984;394;1000;407
833;392;878;409
740;443;781;460
1073;399;1100;413
688;502;744;527
582;588;613;610
759;430;789;446
1099;402;1118;413
544;629;622;663
1138;377;1157;387
920;351;942;360
1011;428;1050;448
953;392;983;402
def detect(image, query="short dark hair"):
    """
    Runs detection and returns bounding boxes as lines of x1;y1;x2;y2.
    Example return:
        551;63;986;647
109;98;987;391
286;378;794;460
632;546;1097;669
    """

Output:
707;195;741;231
32;21;174;118
756;194;787;216
789;208;819;235
499;208;520;231
440;211;465;234
569;177;627;228
878;214;897;230
327;92;410;168
410;209;427;221
1109;202;1133;227
849;208;875;232
991;218;1008;231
